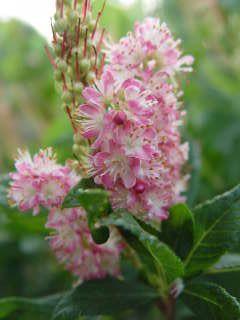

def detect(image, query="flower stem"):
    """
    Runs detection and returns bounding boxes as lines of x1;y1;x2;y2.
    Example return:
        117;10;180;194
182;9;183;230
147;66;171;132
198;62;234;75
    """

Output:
158;296;176;320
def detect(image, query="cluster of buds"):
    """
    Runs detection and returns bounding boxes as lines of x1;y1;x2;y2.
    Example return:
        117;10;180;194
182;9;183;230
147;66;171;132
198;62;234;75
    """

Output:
46;0;107;176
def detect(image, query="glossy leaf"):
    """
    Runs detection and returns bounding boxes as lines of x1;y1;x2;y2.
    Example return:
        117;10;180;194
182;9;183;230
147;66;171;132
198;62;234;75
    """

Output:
63;184;110;244
102;212;184;290
53;278;158;319
184;184;240;277
183;281;240;320
0;294;62;319
161;203;194;259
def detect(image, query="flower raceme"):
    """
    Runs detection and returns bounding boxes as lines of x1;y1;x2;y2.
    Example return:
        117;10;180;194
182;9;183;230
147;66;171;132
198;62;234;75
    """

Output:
8;148;79;215
8;148;122;281
76;17;193;221
8;15;193;282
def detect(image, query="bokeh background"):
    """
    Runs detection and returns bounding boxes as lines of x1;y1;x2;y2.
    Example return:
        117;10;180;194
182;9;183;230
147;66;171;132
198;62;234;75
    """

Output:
0;0;240;319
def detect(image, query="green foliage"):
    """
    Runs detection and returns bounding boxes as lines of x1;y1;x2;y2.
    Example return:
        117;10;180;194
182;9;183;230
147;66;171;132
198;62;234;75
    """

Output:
161;203;194;259
53;278;158;319
208;254;240;274
0;294;62;319
102;212;184;292
62;182;110;244
185;184;240;277
183;282;240;320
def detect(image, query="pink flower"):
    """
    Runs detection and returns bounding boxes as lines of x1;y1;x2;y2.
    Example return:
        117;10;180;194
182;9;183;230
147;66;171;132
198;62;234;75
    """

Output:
107;17;194;84
76;64;190;222
74;17;193;222
8;148;79;215
91;141;140;189
46;207;122;281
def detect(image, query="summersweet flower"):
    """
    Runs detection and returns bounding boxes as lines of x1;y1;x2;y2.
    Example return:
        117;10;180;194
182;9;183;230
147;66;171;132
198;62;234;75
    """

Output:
107;17;194;83
8;148;122;281
46;207;122;281
8;148;79;215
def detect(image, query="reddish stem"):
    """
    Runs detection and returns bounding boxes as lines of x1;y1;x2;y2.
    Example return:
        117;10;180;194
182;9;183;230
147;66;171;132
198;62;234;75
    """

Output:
45;46;57;68
158;296;176;320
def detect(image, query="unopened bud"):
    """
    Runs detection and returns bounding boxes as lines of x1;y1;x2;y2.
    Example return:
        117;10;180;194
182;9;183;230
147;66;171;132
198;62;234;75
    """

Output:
79;59;91;73
62;91;72;104
88;19;96;32
57;59;68;72
86;71;96;84
73;82;83;94
73;144;81;156
54;69;63;82
68;10;79;25
54;19;68;33
113;111;127;126
74;133;83;145
133;181;146;194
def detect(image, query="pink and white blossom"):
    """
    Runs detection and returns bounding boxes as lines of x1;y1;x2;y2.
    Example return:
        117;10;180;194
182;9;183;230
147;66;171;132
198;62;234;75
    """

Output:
46;207;122;281
107;17;194;84
8;148;79;215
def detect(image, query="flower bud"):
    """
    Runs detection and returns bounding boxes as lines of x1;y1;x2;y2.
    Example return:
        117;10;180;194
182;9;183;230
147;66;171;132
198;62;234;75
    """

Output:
62;91;72;104
73;82;83;94
79;59;91;73
72;144;81;156
68;11;79;25
54;19;68;33
54;69;63;82
86;71;96;84
133;181;146;194
74;133;83;145
57;59;68;72
113;111;127;126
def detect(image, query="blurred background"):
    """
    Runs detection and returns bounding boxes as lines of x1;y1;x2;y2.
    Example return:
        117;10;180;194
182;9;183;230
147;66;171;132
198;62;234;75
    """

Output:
0;0;240;319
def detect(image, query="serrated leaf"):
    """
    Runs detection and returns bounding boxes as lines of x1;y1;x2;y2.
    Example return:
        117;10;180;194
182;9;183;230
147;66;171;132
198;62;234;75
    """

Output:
53;277;158;319
184;184;240;277
102;212;184;291
208;254;240;274
63;184;110;244
183;281;240;320
161;203;194;259
0;294;62;319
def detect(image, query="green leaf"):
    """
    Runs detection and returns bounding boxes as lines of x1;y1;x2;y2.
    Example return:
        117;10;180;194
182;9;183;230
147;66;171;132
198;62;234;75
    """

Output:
63;184;110;244
53;278;158;319
62;184;109;212
184;184;240;277
208;254;240;274
183;281;240;320
161;203;194;259
0;294;62;319
102;212;184;291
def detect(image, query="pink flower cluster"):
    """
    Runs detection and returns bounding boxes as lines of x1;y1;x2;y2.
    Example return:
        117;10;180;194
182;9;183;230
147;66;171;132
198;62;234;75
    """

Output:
8;148;121;281
107;17;193;83
46;207;121;281
77;17;193;221
8;148;79;215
